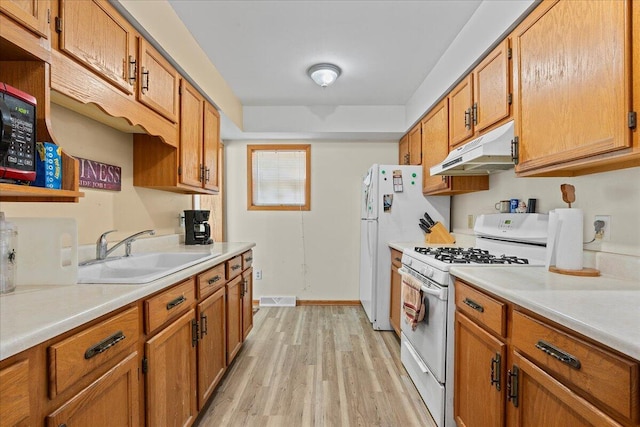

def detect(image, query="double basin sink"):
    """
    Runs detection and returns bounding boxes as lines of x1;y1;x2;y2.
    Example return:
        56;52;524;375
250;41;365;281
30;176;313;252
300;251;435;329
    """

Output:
78;251;219;284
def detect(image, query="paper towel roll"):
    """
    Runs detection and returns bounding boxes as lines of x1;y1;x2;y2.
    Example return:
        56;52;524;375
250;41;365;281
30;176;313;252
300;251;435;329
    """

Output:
548;208;583;270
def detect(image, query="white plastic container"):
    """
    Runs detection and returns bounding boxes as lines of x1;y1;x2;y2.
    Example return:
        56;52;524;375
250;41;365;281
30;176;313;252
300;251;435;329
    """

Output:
0;212;17;294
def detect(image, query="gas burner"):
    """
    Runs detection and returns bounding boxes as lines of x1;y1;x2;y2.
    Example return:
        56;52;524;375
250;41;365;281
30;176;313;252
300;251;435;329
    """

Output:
412;246;530;265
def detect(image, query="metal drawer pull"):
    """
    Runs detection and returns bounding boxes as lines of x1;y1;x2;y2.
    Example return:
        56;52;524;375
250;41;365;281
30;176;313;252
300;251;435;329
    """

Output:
394;257;401;262
464;108;471;130
141;67;150;93
166;295;187;310
507;366;519;407
490;353;501;390
231;265;241;271
245;256;253;262
200;313;208;338
208;275;221;285
84;331;125;360
535;340;581;370
463;297;484;312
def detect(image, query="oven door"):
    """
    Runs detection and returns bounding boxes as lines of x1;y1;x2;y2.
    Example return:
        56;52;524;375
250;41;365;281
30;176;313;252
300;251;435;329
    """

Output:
399;267;448;383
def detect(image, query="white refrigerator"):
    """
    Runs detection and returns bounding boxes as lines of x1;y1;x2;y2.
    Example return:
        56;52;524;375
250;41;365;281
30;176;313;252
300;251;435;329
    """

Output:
359;164;450;330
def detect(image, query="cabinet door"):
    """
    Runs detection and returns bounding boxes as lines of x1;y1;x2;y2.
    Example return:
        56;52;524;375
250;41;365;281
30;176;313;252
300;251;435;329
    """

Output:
399;134;410;165
138;37;180;123
242;267;254;340
449;75;474;148
0;0;49;38
145;309;197;427
389;266;401;337
422;99;451;194
0;359;30;426
226;276;243;364
46;352;139;427
203;102;220;192
508;351;620;427
454;312;506;427
179;80;204;188
408;123;422;165
474;39;511;133
59;0;134;94
197;287;226;410
513;0;631;174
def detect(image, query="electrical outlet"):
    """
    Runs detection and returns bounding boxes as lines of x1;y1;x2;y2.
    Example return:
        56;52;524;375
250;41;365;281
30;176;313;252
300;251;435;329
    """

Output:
255;269;262;280
594;215;611;241
467;215;475;229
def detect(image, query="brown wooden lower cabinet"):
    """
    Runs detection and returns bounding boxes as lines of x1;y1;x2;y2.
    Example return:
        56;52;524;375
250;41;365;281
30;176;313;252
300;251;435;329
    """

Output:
454;312;506;427
0;359;30;426
196;286;227;410
389;248;402;337
145;309;198;427
242;267;254;340
509;351;620;427
46;352;139;427
454;279;639;427
226;275;243;364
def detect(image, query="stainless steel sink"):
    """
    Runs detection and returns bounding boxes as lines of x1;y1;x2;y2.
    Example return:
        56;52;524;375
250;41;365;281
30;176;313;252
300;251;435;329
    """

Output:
78;252;218;284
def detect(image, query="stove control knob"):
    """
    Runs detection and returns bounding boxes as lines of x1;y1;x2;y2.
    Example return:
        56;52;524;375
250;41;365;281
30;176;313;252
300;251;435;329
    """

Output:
405;258;412;266
422;267;434;278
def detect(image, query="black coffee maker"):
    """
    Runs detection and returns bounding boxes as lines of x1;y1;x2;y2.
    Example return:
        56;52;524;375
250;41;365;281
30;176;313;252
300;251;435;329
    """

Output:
184;210;213;245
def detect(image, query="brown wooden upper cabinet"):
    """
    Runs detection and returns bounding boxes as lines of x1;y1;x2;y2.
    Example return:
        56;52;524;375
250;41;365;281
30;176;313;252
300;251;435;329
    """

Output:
408;123;422;165
422;99;488;195
398;134;410;165
57;0;136;95
512;0;636;176
398;124;422;165
180;80;220;192
0;0;49;39
449;39;511;149
137;37;180;123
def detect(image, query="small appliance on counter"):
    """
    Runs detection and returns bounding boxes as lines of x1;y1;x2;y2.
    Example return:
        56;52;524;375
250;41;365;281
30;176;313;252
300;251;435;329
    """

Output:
0;212;17;294
184;210;213;245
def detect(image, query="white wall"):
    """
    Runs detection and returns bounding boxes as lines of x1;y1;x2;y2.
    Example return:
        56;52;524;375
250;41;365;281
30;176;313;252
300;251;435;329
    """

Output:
451;167;640;257
225;140;397;301
0;105;192;244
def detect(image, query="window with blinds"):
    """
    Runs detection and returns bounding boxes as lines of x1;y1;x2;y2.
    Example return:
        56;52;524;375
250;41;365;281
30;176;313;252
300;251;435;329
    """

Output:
247;144;311;210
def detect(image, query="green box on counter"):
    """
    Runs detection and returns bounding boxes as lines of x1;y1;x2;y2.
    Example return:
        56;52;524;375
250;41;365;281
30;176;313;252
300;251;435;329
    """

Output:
33;142;62;189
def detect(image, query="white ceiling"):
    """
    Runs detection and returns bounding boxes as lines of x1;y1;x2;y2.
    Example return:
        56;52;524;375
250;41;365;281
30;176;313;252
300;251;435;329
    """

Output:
165;0;531;141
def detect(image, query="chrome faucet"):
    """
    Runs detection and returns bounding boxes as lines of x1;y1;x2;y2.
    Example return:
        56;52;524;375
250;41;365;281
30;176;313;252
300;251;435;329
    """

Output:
96;229;156;260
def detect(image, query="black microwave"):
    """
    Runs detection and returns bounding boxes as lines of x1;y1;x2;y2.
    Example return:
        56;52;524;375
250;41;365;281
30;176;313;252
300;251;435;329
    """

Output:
0;82;37;182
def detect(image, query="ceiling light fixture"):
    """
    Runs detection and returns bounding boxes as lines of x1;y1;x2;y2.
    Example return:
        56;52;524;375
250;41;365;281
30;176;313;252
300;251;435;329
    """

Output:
307;63;341;88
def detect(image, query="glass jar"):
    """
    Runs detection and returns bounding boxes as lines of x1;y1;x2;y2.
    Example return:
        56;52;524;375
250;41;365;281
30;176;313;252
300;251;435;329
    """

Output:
0;217;17;294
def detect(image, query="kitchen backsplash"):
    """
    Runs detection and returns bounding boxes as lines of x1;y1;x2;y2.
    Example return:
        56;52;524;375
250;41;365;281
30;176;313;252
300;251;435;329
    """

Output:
451;167;640;258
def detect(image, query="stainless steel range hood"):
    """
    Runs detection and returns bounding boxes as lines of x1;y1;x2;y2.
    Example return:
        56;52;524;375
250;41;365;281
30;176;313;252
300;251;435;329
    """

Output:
430;120;515;176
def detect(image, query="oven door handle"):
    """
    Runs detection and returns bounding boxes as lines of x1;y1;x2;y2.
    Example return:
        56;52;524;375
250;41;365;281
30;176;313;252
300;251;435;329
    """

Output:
399;268;447;300
403;341;429;374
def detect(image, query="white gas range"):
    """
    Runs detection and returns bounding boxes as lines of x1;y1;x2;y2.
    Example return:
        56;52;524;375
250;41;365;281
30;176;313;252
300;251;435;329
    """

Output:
399;213;548;427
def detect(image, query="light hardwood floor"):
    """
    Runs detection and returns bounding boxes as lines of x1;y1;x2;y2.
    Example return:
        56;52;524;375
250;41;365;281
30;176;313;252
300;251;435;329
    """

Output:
195;305;436;427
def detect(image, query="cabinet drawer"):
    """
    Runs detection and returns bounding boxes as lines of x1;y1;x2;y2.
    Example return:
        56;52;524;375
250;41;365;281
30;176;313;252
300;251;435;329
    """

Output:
145;278;195;334
0;359;30;426
242;250;253;270
390;249;402;269
226;256;243;280
48;306;139;398
197;263;226;299
455;281;506;337
512;310;639;422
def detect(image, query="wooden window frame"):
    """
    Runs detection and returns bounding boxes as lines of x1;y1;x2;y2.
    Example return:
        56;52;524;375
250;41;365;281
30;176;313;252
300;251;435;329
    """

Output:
247;144;311;211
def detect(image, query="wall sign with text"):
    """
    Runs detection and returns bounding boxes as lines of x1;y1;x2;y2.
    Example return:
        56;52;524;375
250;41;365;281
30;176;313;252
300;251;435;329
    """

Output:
77;157;122;191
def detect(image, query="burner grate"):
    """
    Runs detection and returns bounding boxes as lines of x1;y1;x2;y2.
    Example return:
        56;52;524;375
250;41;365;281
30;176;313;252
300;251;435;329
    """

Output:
413;246;529;265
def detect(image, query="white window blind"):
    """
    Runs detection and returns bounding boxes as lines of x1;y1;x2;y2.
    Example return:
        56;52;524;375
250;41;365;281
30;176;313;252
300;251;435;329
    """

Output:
252;149;307;206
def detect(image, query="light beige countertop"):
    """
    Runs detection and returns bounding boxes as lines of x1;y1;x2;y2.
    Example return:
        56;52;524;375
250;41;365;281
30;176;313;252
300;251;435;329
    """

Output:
0;241;255;361
450;266;640;361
